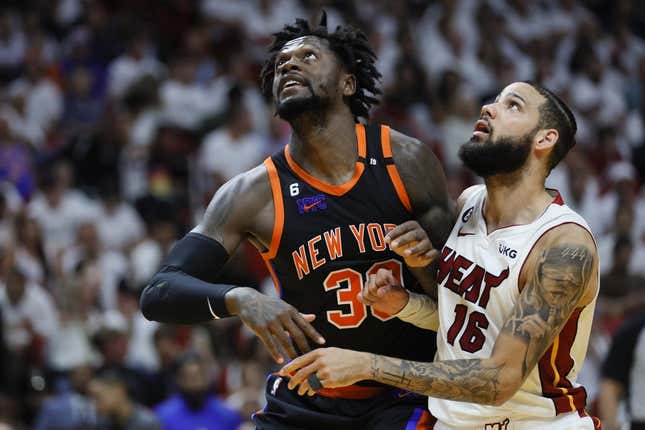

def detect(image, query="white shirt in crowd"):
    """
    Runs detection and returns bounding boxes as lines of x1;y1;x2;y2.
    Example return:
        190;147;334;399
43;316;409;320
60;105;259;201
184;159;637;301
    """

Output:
8;77;63;145
97;202;145;251
28;191;101;261
0;281;59;352
61;248;128;311
107;53;164;99
200;128;267;181
130;238;163;287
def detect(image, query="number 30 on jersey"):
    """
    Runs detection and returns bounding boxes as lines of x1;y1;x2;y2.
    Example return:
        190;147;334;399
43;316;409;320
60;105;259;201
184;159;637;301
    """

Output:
323;259;402;329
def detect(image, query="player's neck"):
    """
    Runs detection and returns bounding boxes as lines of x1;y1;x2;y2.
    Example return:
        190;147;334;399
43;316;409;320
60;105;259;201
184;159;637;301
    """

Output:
483;171;552;231
288;110;358;183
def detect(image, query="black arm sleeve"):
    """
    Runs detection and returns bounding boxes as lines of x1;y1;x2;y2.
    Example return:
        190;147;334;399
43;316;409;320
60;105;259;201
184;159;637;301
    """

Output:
139;233;239;323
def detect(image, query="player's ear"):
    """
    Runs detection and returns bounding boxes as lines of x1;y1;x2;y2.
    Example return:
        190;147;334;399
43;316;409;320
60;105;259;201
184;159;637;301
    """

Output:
342;73;356;97
534;128;558;151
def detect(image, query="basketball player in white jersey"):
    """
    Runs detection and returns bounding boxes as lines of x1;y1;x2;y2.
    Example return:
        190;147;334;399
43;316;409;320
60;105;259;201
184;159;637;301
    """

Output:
280;81;601;429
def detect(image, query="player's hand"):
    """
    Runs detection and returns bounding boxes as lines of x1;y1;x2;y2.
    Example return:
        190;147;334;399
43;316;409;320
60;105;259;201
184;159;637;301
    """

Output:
226;287;325;364
385;221;438;267
278;347;369;394
358;268;409;315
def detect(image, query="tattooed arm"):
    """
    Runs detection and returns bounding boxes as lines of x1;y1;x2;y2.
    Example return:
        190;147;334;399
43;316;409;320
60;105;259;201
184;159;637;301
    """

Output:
389;130;454;295
280;224;598;405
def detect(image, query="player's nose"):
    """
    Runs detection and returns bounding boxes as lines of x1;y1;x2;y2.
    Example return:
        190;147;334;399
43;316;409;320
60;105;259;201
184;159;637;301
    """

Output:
279;56;301;74
480;102;496;120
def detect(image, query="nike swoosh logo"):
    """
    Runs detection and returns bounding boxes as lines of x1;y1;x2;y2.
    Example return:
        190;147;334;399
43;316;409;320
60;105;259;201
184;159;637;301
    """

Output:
457;228;475;237
303;201;321;211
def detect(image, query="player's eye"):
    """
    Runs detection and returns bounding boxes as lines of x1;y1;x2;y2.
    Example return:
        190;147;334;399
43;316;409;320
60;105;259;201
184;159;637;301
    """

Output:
304;51;317;61
276;57;287;68
509;101;520;111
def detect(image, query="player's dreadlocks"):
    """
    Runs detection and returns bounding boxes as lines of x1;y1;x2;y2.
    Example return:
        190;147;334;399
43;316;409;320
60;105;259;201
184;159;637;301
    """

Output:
260;12;381;121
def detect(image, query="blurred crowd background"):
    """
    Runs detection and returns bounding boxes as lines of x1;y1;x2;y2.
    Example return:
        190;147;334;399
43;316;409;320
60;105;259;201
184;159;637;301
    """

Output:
0;0;644;429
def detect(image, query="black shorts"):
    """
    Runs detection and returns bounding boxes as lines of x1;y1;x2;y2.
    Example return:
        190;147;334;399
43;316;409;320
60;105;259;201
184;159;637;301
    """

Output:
252;374;434;430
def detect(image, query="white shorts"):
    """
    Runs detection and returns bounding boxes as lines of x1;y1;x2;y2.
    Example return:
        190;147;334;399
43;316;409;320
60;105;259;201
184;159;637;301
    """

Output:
433;410;600;430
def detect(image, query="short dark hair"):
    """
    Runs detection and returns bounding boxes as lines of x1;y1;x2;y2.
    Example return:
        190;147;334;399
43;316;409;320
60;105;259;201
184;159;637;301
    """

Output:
523;81;577;172
260;14;381;121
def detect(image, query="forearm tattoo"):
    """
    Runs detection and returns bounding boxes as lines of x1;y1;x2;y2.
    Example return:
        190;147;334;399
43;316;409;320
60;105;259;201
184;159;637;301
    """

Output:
501;244;594;379
367;244;594;405
369;355;504;404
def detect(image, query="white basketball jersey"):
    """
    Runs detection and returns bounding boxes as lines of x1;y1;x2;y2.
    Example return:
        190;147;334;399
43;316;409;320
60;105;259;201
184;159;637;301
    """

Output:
429;185;597;427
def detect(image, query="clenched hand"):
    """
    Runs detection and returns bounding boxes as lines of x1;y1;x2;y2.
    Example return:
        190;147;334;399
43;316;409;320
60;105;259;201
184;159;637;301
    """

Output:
385;221;438;267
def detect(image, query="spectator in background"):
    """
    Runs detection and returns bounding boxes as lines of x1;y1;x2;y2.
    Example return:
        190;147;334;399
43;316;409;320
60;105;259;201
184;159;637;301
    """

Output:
181;25;217;86
416;0;475;81
63;114;127;195
7;44;63;149
28;162;99;262
106;29;164;100
547;148;602;234
433;69;479;173
48;257;103;372
93;311;151;406
33;363;97;430
0;116;34;201
73;0;121;67
0;264;58;416
599;313;645;430
224;360;264;425
598;235;645;334
95;181;145;253
155;354;242;430
147;325;182;406
88;372;161;430
12;213;48;287
373;51;435;142
117;284;159;372
0;265;58;367
199;88;267;190
59;27;108;100
226;55;270;134
61;66;104;138
22;12;60;68
0;11;25;81
59;221;127;311
129;219;177;290
119;75;162;201
599;161;638;217
569;38;626;130
160;55;214;131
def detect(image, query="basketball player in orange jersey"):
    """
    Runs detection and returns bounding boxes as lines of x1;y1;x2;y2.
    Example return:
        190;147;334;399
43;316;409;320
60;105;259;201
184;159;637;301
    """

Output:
281;81;602;429
140;14;453;429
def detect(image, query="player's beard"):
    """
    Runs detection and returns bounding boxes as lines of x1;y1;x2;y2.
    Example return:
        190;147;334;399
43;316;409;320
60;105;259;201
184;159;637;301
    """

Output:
458;127;536;178
276;85;331;123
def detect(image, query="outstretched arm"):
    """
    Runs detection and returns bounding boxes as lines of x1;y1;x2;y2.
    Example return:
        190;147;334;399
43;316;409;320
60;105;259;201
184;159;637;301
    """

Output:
281;225;597;404
140;164;324;363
